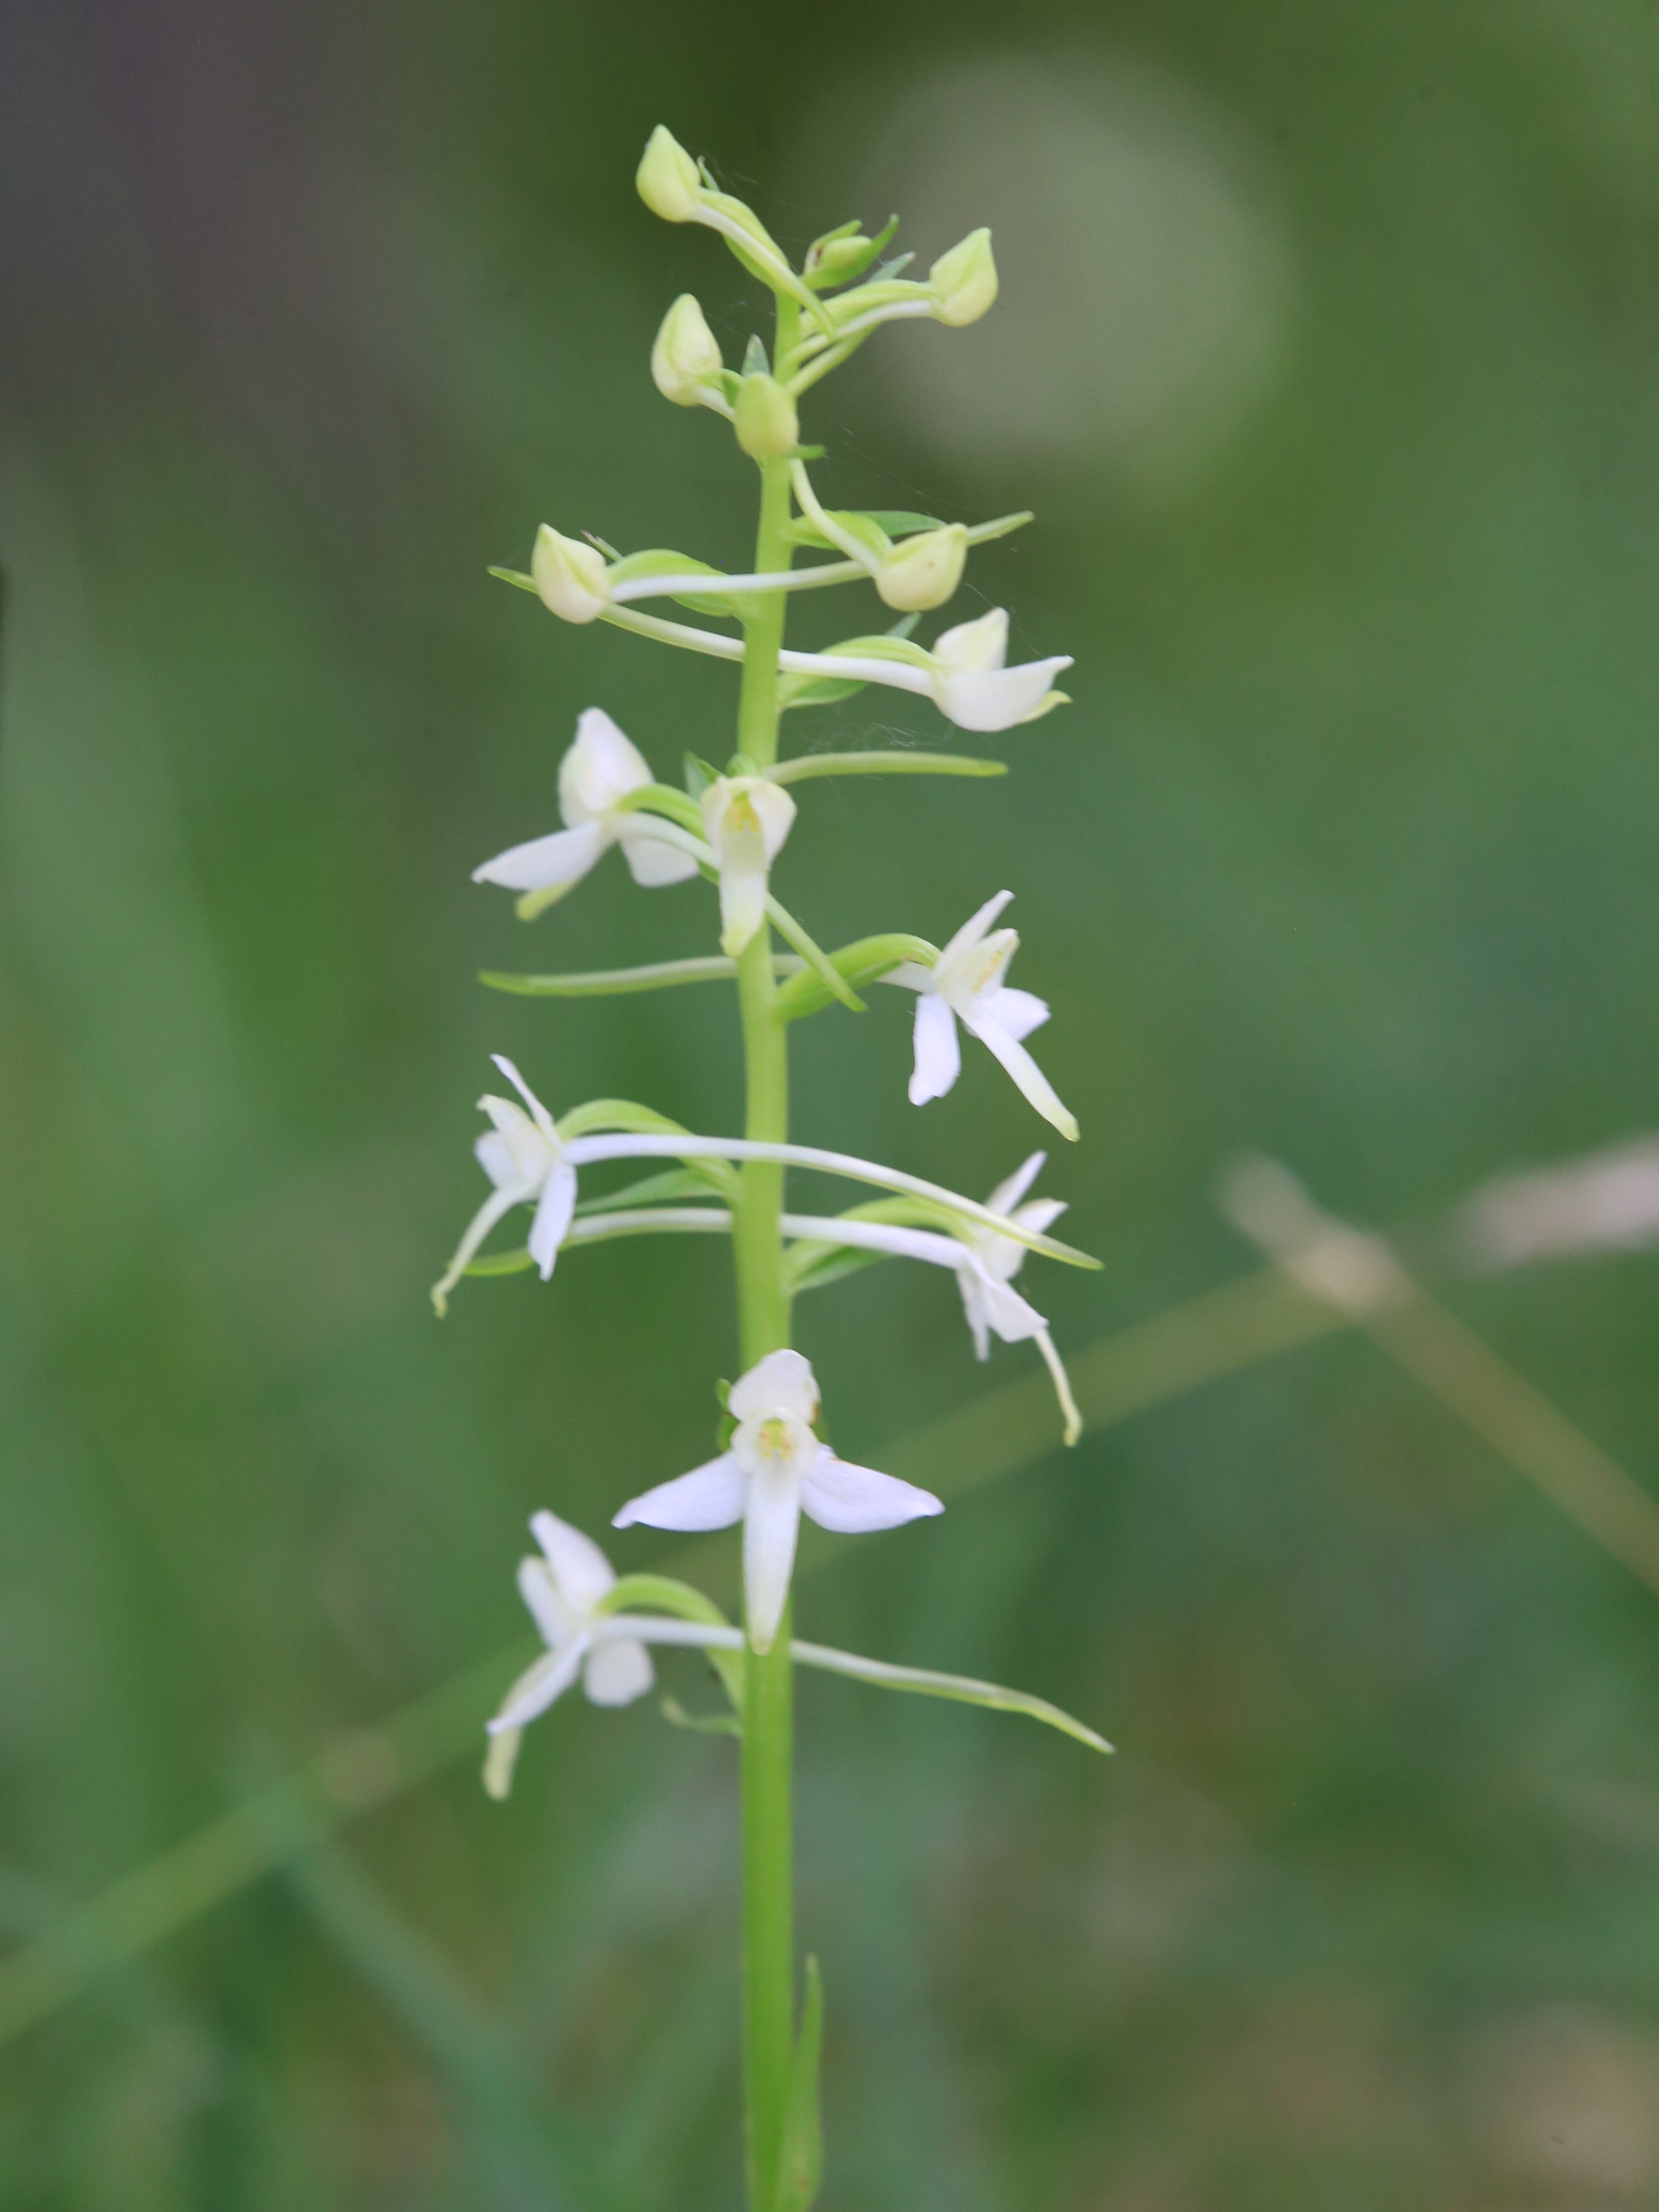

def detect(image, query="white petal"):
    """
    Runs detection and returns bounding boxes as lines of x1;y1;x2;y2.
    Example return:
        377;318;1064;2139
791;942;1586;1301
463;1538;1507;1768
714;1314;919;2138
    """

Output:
717;849;769;957
986;1151;1048;1216
935;656;1072;733
962;1264;1047;1345
517;1554;580;1648
748;780;798;864
729;1348;819;1425
489;1056;561;1146
956;1266;994;1362
528;1160;577;1278
530;1509;616;1614
490;1637;589;1731
613;1453;746;1532
909;992;961;1105
472;821;607;894
743;1466;801;1653
559;707;653;823
961;1013;1079;1141
982;986;1048;1043
936;889;1015;974
933;605;1008;675
474;1130;519;1191
582;1637;655;1706
477;1097;557;1184
618;822;700;886
800;1447;944;1532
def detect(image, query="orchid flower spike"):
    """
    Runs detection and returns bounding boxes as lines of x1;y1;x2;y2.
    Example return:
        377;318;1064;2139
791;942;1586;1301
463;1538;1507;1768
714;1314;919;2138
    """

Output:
613;1349;942;1653
954;1154;1083;1444
887;892;1078;1141
700;774;797;956
484;1512;656;1797
472;708;698;920
431;1056;575;1314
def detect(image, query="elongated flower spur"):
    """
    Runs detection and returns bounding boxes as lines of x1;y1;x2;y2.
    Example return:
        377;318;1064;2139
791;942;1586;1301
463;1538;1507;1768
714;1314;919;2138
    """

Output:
439;126;1099;2212
433;1054;1097;1315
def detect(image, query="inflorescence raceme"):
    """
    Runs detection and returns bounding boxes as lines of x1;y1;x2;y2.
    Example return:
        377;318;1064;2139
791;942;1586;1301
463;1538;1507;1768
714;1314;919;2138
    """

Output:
434;125;1109;2212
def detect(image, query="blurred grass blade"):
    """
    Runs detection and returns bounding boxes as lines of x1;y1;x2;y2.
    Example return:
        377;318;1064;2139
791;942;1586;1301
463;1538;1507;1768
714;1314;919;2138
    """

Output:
1365;1295;1659;1596
279;1826;613;2212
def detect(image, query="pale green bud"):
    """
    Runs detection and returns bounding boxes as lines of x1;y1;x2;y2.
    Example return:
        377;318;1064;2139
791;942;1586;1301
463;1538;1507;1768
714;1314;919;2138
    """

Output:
531;524;610;624
652;293;723;405
929;227;998;327
876;524;969;612
636;126;702;224
809;233;875;282
733;373;799;461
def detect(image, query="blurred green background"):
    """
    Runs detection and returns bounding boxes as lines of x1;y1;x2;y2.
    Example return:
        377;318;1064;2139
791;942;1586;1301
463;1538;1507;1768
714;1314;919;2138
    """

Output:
4;1;1659;2205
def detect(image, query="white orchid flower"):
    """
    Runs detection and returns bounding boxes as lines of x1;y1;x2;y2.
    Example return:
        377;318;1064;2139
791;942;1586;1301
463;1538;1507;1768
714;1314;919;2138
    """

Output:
435;1059;1094;1315
514;577;1069;735
774;1156;1079;1445
952;1154;1082;1444
924;608;1071;731
484;1511;760;1797
472;708;699;920
885;891;1077;1141
769;607;1069;733
485;1508;1110;1793
431;1056;577;1314
613;1349;943;1653
484;1511;655;1796
700;774;797;955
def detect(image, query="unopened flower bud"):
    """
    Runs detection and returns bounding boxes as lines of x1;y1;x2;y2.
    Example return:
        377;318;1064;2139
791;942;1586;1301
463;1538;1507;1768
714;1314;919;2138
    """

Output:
531;524;611;624
652;293;724;405
733;373;799;461
877;524;969;612
636;126;702;224
809;233;876;282
929;228;998;327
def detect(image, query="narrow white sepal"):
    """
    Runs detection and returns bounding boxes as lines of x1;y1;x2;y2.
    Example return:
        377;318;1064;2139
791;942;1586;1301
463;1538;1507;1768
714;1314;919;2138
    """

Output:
613;1454;747;1532
799;1447;944;1533
910;992;961;1104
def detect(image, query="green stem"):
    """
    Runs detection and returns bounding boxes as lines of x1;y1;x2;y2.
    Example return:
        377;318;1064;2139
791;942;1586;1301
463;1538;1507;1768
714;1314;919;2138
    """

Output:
736;301;799;2212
